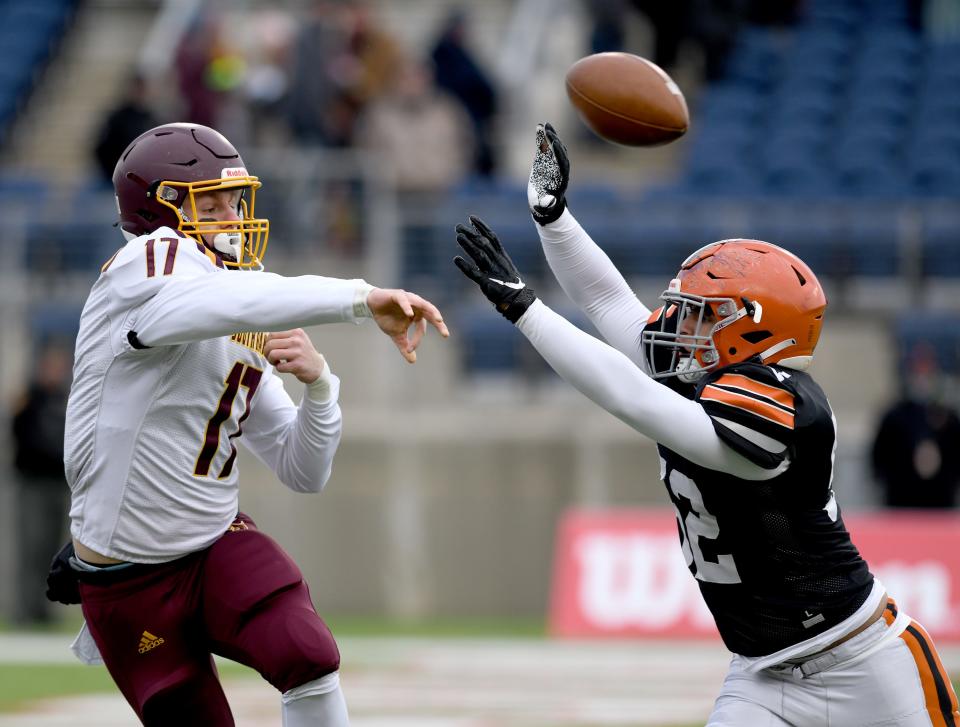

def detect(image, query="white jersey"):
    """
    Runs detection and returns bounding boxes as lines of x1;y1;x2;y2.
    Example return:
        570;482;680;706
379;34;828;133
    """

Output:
65;228;372;563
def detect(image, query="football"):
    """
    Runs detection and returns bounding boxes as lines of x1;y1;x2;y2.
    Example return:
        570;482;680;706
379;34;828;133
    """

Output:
565;52;689;147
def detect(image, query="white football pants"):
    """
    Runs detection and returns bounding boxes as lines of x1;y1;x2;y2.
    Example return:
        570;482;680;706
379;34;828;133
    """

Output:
708;611;959;726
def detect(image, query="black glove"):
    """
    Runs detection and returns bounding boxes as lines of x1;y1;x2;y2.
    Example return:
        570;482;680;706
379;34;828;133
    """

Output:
46;541;81;605
527;122;570;226
454;215;537;323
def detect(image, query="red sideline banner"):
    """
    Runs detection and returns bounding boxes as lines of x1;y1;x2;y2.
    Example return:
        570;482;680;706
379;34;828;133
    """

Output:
549;509;960;641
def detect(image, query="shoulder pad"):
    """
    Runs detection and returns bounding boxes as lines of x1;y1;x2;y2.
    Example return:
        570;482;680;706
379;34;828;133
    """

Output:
697;363;796;431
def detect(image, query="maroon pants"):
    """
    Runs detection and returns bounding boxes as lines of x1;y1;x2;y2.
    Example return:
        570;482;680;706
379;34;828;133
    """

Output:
79;514;340;726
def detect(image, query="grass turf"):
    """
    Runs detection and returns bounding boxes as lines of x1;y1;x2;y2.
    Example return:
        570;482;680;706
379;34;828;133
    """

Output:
0;662;256;712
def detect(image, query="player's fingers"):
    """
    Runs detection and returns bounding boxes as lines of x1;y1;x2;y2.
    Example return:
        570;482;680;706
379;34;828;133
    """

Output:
456;233;493;270
391;290;414;318
266;347;296;366
406;293;448;336
469;215;506;256
454;255;484;286
468;215;496;241
408;315;427;352
454;222;485;245
264;336;287;356
535;124;549;153
392;332;416;363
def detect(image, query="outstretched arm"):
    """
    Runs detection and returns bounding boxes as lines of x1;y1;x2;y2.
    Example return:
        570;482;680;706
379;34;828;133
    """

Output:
113;239;447;362
528;123;652;369
454;216;776;480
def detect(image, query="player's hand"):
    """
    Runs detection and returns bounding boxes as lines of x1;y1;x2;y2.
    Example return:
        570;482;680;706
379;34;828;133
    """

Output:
264;329;326;384
366;287;449;364
454;215;537;323
527;122;570;226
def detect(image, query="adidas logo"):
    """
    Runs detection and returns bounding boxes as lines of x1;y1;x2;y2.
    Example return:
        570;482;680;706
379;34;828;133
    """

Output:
138;631;165;654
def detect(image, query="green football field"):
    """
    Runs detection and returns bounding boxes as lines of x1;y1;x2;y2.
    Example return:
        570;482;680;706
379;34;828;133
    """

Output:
1;617;957;725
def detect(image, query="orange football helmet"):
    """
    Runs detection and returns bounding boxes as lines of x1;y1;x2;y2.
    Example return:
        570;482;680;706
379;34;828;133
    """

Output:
642;239;827;382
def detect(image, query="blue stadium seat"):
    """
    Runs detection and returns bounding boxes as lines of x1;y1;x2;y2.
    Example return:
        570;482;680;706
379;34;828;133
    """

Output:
0;175;49;203
24;222;115;273
802;3;860;34
893;314;960;375
695;85;767;123
745;204;846;276
458;308;526;374
685;156;764;197
763;158;836;197
842;206;902;276
28;304;82;347
910;159;960;198
792;28;853;63
921;208;960;276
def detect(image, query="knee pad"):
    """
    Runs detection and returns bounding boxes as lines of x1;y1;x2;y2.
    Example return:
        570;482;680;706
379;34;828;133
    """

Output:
264;587;341;692
230;581;340;693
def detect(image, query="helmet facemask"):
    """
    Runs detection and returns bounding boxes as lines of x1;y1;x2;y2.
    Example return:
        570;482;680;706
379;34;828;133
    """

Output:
642;279;765;383
155;176;269;270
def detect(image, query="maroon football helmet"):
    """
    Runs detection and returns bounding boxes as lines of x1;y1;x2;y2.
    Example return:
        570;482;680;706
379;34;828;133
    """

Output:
113;123;268;268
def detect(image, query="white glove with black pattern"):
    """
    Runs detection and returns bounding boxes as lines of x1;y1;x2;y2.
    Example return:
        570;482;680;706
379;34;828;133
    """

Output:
527;122;570;226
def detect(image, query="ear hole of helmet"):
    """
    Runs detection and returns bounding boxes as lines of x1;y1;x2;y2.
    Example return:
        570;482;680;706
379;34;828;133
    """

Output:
741;330;773;344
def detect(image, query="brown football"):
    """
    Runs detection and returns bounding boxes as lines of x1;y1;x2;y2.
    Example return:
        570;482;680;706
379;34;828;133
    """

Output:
565;52;689;147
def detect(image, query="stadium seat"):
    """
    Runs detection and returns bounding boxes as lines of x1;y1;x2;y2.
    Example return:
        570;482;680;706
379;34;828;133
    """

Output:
921;207;960;277
893;314;960;375
27;304;82;347
458;308;527;374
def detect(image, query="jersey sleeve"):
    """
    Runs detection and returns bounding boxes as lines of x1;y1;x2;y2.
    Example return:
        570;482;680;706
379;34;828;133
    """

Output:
101;229;368;352
240;367;343;493
101;230;220;354
697;364;797;470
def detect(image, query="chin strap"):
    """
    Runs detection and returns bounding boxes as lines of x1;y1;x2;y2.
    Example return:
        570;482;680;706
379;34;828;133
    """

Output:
759;338;797;362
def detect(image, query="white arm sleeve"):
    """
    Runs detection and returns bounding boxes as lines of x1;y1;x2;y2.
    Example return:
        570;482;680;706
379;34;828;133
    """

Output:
240;365;343;493
536;209;652;370
516;300;777;480
132;272;371;347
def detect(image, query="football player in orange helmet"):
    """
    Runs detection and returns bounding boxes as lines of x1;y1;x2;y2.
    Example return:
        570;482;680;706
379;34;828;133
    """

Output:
454;122;959;726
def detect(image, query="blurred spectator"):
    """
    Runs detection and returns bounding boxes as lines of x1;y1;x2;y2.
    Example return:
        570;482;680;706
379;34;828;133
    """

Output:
429;10;499;177
92;74;159;184
356;57;473;201
584;0;630;54
348;2;403;107
870;344;960;509
175;12;221;128
244;13;294;144
174;10;247;135
10;343;71;625
285;0;362;147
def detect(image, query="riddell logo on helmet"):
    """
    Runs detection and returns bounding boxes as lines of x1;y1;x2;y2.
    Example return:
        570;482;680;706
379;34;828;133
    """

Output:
221;167;248;178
